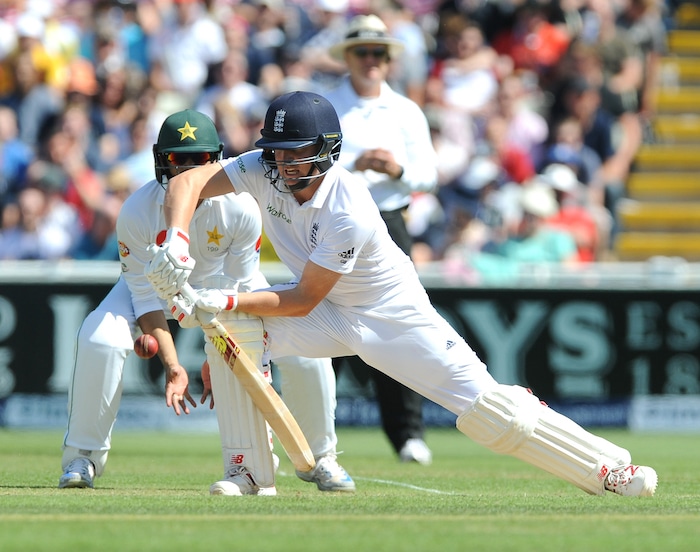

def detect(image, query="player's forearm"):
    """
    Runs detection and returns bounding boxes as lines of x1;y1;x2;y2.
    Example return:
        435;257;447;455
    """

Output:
137;311;180;372
163;162;232;229
162;171;201;231
236;289;314;318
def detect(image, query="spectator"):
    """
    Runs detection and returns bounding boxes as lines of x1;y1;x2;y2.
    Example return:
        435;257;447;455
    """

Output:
539;163;605;262
196;49;267;127
544;115;603;191
431;156;506;262
0;48;64;150
243;0;290;87
463;180;580;283
147;0;227;104
110;114;161;193
299;0;350;92
38;107;106;234
426;15;499;116
616;0;668;119
494;71;549;170
481;114;535;184
0;185;74;260
0;105;34;201
557;75;637;232
376;0;432;106
491;0;572;86
71;193;122;261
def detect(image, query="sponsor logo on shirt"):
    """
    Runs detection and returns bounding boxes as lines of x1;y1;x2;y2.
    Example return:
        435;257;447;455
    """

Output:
237;157;246;173
338;247;355;265
310;222;319;248
266;203;292;223
118;241;130;257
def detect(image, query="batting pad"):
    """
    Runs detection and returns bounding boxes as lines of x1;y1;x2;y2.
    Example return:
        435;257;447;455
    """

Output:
206;311;275;490
456;385;631;495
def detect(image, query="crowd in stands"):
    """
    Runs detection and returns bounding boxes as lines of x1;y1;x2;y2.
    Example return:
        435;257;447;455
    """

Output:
0;0;676;281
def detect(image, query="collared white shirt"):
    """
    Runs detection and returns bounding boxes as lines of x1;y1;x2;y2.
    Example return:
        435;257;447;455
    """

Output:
324;77;438;212
222;152;413;308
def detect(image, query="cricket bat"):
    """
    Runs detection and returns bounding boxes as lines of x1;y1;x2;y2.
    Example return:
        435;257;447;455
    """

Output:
179;283;315;473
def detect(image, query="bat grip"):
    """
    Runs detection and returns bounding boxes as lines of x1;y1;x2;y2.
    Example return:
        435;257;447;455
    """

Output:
179;282;217;326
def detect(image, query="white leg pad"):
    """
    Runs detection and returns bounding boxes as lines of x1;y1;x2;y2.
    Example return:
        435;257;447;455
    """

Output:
276;355;338;458
207;311;275;490
456;385;631;495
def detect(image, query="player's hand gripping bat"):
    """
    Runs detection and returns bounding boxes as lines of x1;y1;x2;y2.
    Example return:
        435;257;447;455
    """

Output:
179;283;315;473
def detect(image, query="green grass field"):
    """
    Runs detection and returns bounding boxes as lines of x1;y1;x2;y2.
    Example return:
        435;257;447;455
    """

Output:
1;427;698;551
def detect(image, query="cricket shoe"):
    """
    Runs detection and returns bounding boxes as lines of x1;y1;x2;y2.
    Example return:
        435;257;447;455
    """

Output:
58;457;96;489
296;453;355;492
209;466;277;496
604;464;658;497
399;438;433;466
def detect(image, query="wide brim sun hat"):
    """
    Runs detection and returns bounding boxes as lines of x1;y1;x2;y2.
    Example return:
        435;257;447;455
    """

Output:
329;14;404;61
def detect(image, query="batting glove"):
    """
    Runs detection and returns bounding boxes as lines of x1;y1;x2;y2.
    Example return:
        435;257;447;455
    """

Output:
195;287;239;314
168;295;200;329
145;227;196;299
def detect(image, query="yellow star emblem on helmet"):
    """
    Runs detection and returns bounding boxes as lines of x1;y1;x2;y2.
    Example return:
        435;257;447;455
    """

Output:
207;225;224;246
178;121;198;141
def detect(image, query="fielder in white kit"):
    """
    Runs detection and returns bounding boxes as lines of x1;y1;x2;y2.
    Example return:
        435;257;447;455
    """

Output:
59;109;354;495
150;92;657;497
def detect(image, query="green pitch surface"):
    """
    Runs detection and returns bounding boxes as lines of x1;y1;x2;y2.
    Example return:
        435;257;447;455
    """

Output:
1;428;698;552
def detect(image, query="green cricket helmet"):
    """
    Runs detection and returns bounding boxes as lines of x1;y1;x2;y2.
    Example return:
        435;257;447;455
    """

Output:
153;109;224;184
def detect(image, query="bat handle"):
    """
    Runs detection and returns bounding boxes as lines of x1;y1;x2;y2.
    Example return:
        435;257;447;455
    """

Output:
179;282;198;304
178;283;217;326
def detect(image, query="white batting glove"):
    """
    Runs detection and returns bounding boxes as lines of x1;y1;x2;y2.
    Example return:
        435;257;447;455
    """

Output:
168;295;200;329
145;228;196;299
195;287;239;314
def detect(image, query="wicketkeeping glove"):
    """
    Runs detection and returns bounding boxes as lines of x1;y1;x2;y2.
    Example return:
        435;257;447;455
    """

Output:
145;227;196;299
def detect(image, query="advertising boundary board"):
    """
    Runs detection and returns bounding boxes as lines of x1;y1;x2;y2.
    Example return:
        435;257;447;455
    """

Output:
0;261;699;431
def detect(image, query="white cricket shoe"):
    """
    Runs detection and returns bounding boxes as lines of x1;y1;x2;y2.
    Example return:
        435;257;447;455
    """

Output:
296;454;356;492
399;438;433;465
209;466;277;496
604;464;658;497
58;457;96;489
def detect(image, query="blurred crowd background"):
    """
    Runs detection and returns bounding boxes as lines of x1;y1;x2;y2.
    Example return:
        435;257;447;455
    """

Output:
0;0;681;280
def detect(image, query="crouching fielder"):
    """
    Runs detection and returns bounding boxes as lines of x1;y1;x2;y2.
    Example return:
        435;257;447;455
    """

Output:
150;91;657;497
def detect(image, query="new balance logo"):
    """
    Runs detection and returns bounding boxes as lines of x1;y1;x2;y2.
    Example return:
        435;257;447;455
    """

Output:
230;454;245;465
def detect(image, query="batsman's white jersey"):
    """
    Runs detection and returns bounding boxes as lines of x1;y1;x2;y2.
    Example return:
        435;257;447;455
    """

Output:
223;153;494;413
62;180;339;476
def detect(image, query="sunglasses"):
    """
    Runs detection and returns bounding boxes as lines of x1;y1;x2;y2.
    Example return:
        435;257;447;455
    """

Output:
351;46;389;60
166;151;216;165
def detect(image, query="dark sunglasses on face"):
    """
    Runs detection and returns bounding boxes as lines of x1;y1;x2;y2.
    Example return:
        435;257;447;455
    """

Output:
351;46;389;60
166;151;216;165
